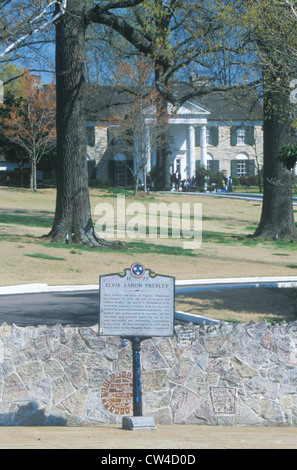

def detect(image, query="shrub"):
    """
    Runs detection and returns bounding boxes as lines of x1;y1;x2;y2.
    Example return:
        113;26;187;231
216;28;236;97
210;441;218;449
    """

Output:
279;144;297;170
195;166;209;190
208;171;225;189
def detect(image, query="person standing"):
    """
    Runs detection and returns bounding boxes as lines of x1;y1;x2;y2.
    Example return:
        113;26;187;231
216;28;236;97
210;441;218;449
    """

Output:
175;171;181;190
223;175;228;192
146;173;152;194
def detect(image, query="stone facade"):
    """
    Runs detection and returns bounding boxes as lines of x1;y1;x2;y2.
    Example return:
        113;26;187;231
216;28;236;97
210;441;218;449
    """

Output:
1;319;297;426
199;125;263;177
88;121;264;185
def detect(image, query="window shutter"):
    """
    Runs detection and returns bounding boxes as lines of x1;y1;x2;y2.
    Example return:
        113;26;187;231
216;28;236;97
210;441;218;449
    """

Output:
231;160;238;177
230;127;237;146
247;126;255;145
211;127;219;147
212;160;220;173
195;128;201;147
247;159;255;176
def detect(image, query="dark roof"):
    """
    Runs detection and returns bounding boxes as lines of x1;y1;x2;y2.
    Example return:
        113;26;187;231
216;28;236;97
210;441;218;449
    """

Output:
85;86;136;121
85;86;263;123
198;91;263;122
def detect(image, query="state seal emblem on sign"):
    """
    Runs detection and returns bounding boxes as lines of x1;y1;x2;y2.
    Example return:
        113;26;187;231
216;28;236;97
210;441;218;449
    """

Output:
130;262;145;278
101;371;133;415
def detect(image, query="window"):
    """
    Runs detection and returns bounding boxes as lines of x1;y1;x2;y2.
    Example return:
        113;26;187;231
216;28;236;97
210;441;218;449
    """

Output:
195;126;218;147
114;154;127;187
114;160;127;186
231;126;254;146
237;160;247;177
237;129;246;145
231;156;255;177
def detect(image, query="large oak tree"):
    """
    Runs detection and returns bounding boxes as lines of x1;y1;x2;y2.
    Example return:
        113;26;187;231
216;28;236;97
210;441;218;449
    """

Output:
243;0;297;240
49;0;146;245
49;0;228;244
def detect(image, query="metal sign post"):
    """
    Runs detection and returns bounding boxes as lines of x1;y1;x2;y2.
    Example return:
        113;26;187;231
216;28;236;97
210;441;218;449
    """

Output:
99;263;175;431
132;336;143;417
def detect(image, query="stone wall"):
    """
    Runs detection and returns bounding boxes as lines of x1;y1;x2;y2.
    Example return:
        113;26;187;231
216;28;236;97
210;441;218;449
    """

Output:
1;320;297;426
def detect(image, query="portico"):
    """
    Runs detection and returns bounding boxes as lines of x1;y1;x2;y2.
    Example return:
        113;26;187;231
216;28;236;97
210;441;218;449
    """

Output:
143;101;210;182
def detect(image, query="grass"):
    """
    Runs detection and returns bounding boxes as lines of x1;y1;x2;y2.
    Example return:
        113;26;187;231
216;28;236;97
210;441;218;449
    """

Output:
0;213;53;228
126;241;196;256
40;240;196;256
1;186;297;324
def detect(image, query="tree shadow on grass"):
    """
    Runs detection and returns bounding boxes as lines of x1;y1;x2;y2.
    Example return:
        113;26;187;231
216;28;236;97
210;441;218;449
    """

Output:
175;287;297;323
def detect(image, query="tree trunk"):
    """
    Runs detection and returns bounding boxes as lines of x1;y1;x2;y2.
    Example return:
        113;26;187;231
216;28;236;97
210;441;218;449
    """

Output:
33;158;37;192
154;110;171;191
154;66;171;191
29;155;37;192
48;1;122;248
254;77;297;241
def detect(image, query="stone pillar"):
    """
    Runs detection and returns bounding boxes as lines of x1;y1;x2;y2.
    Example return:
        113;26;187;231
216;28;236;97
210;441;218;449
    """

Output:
200;125;207;168
188;124;196;178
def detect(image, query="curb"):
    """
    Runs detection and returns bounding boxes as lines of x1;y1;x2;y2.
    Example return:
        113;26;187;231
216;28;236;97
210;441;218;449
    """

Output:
1;276;296;326
1;276;297;296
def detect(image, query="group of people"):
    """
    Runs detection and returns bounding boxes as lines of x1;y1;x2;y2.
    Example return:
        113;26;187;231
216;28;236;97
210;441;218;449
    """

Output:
146;170;233;194
146;171;197;193
171;171;196;192
222;175;233;192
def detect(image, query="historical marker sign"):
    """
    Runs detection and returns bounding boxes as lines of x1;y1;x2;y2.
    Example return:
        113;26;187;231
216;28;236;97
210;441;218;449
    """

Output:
99;263;174;425
99;263;175;338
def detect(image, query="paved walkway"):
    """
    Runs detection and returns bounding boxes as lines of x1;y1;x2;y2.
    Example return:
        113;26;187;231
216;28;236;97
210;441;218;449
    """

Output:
1;425;297;449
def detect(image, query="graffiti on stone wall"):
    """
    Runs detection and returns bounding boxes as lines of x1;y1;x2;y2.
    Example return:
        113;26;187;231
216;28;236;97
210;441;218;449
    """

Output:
210;387;237;415
101;371;133;415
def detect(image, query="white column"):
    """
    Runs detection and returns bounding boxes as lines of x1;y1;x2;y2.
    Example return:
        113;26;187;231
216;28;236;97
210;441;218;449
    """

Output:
200;125;207;168
144;123;151;175
188;124;196;178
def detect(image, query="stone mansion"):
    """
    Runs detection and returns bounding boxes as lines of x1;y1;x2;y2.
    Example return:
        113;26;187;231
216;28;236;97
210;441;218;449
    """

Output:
85;87;264;187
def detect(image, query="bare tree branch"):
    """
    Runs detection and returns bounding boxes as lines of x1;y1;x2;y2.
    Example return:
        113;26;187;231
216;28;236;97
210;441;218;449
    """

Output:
0;0;67;58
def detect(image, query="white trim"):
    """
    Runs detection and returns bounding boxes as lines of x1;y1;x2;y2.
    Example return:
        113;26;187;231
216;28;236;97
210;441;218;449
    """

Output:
168;117;208;125
208;121;262;127
236;152;249;160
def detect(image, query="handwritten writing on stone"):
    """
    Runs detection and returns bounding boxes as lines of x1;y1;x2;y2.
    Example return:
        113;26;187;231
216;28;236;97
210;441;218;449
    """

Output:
210;387;236;415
